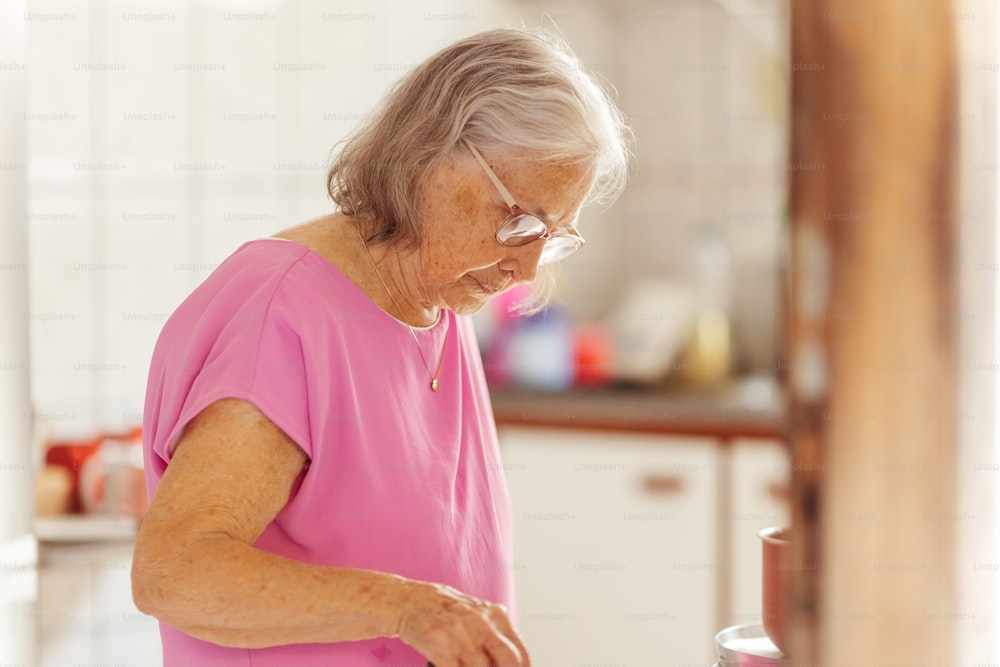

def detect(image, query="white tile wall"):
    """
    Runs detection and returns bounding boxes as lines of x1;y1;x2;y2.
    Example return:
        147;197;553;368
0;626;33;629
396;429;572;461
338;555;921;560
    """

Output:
26;0;787;433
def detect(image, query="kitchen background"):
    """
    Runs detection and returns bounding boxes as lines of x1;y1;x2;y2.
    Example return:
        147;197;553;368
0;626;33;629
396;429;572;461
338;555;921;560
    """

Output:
1;0;996;665
24;0;786;430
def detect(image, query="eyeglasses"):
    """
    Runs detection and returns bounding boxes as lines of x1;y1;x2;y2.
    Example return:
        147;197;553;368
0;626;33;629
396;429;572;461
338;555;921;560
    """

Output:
464;141;585;265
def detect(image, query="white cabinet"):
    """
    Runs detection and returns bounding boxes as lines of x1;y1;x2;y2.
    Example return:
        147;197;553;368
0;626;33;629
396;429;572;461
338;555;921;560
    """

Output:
499;427;791;666
38;541;162;667
499;426;721;666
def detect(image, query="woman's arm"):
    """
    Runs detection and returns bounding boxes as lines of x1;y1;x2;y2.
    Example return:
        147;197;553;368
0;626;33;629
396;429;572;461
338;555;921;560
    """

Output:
131;398;529;665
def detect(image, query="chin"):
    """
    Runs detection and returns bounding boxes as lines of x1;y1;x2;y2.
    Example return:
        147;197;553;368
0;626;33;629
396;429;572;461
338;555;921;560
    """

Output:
448;300;489;316
445;290;492;316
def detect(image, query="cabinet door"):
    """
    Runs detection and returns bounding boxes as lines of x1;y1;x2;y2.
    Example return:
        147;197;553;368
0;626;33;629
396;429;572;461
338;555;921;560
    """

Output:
499;427;719;667
728;439;790;629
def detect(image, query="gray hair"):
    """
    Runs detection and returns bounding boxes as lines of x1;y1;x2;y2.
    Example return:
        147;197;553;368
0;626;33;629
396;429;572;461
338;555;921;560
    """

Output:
326;28;632;308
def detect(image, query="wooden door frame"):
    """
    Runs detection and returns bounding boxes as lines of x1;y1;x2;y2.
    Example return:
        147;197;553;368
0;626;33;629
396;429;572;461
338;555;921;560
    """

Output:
785;0;965;663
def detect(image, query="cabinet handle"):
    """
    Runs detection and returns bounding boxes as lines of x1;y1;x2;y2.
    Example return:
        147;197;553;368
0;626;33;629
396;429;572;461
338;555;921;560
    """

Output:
641;473;685;495
768;482;791;503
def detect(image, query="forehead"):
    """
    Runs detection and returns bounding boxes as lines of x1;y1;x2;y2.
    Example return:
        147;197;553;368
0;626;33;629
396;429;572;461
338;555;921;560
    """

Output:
480;152;595;221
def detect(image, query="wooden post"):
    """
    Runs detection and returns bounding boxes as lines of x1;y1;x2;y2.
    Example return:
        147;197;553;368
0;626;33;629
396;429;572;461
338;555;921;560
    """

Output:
786;0;959;664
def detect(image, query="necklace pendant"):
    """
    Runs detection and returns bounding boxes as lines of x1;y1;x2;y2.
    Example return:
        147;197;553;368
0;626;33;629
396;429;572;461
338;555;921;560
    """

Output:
431;378;439;392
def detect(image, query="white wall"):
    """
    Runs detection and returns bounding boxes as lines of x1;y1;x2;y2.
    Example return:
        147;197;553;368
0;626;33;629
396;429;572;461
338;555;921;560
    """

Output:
1;1;39;664
957;0;1000;660
1;0;33;540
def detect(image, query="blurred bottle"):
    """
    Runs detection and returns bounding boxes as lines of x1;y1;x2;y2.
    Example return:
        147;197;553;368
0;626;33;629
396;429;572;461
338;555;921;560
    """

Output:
79;428;147;518
34;464;73;516
573;322;614;388
506;305;575;391
677;223;732;386
479;285;532;387
44;434;102;514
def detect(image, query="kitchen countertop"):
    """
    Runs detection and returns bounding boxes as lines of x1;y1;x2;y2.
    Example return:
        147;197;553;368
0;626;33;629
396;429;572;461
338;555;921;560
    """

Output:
35;515;139;545
33;376;785;544
489;374;787;441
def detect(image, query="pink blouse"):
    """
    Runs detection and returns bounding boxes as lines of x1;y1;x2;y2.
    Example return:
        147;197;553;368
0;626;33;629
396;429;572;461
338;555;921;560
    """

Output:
141;238;515;666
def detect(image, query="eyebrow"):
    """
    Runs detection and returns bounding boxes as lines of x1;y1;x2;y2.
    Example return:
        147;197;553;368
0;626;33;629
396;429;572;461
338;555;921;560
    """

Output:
530;205;562;233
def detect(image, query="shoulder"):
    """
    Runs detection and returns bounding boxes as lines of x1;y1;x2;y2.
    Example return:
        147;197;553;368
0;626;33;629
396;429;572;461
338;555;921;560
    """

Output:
223;237;313;277
270;214;349;270
197;237;313;296
154;238;327;357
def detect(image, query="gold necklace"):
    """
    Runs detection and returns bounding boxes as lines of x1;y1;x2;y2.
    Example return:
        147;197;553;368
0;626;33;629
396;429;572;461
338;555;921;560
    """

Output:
356;226;447;392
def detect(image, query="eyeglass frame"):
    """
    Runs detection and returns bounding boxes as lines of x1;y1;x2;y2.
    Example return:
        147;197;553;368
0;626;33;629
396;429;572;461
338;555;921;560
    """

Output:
463;141;586;265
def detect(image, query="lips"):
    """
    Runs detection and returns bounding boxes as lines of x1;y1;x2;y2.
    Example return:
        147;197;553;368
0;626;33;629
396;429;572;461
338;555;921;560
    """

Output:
476;281;498;294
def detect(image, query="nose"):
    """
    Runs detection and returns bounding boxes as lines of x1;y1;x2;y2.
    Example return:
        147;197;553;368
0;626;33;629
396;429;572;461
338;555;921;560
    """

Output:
498;240;545;283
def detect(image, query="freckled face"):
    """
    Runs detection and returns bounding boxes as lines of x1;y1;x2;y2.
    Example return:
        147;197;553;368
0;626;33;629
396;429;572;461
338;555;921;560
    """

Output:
414;148;595;315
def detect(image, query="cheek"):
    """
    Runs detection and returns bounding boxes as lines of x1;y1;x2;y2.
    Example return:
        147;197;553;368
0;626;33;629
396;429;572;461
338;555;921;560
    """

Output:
452;200;494;253
420;164;502;276
421;237;492;284
434;212;500;272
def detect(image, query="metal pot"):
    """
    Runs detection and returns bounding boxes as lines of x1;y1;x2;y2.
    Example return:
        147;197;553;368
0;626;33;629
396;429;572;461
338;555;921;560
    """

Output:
759;526;791;654
715;623;787;666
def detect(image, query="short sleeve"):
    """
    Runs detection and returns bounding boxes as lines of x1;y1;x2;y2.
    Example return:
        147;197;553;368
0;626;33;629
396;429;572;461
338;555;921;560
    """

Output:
154;293;314;464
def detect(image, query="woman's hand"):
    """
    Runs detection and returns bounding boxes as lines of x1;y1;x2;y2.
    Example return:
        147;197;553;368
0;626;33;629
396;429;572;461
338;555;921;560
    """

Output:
395;580;530;667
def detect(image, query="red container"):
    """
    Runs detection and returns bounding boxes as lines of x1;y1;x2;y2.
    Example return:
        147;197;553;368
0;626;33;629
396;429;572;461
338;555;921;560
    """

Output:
44;427;144;516
44;436;102;513
759;526;790;655
573;323;613;387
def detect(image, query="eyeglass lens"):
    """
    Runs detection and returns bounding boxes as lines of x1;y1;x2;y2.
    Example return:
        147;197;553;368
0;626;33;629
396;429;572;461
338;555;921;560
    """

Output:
496;213;582;265
539;236;580;265
497;214;548;245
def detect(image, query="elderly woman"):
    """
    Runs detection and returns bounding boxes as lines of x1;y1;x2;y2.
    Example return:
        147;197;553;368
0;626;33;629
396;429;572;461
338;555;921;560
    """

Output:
131;28;630;667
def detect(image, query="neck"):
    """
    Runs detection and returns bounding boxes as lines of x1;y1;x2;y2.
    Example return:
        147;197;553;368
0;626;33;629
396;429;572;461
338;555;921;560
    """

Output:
355;226;438;328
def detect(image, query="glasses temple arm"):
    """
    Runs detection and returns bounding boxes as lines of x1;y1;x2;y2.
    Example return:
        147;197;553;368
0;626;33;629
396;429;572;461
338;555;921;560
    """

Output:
462;141;519;210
